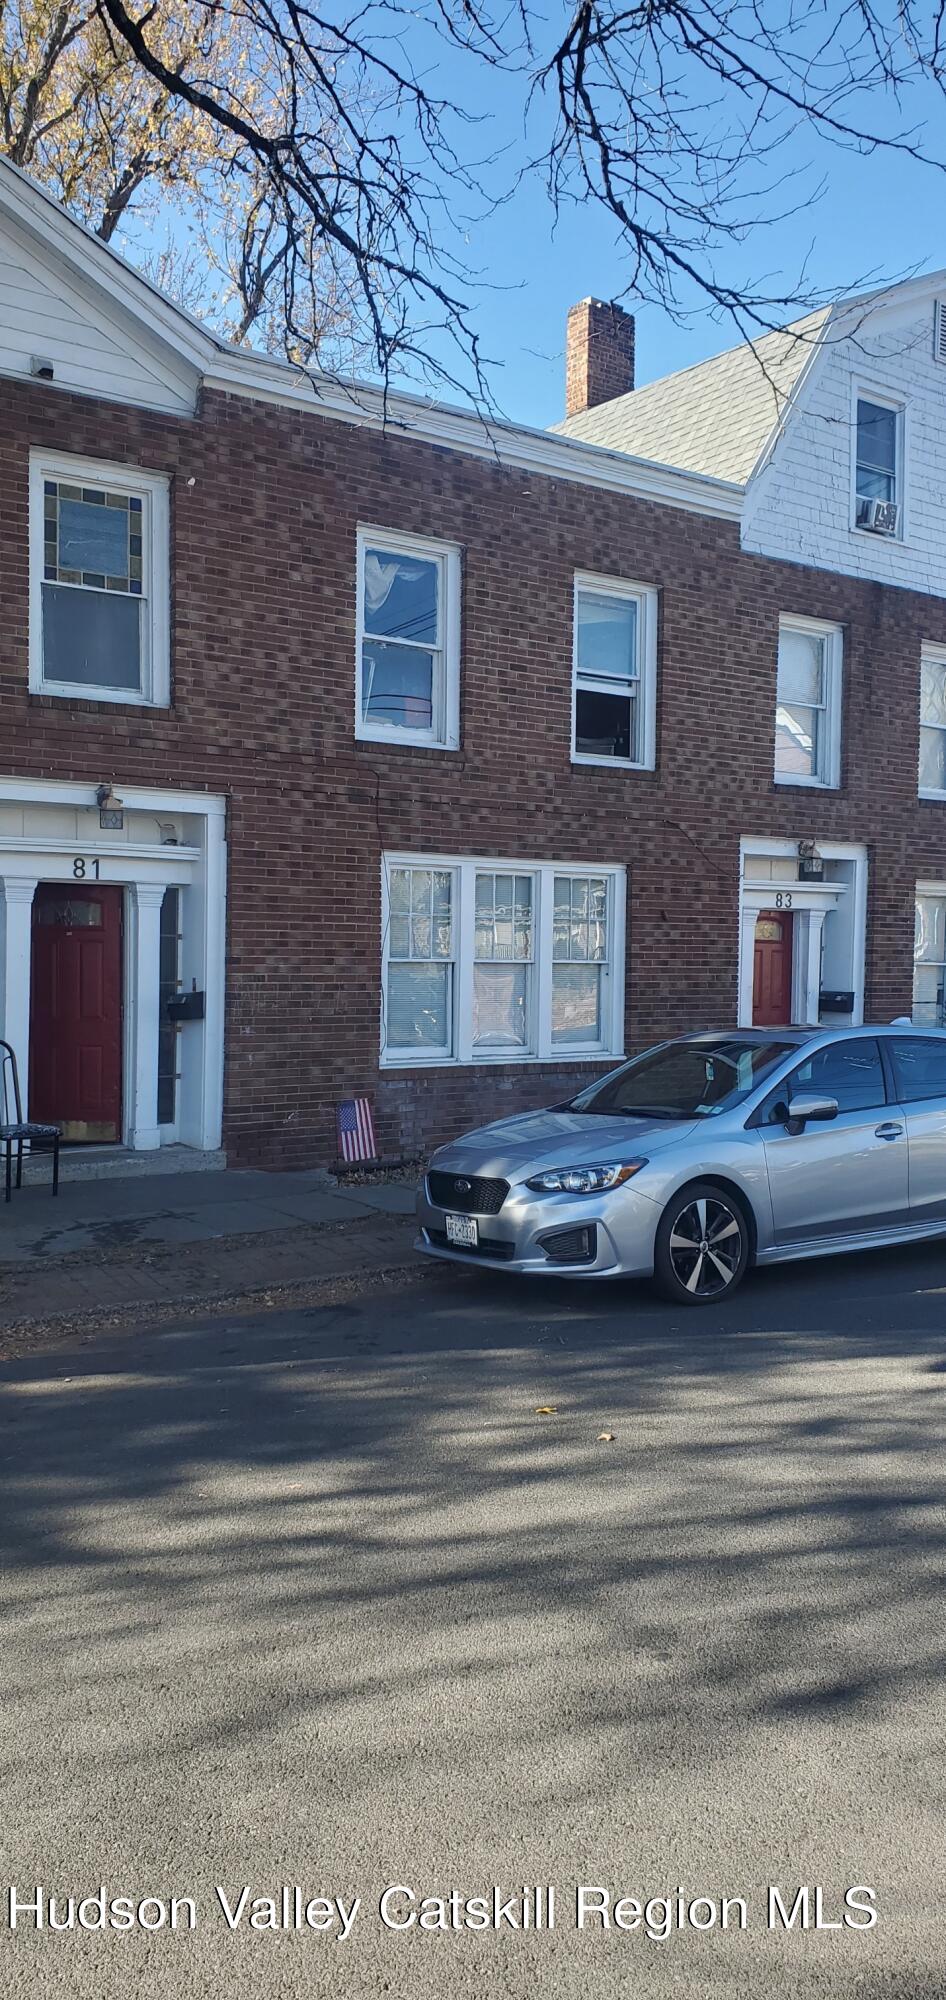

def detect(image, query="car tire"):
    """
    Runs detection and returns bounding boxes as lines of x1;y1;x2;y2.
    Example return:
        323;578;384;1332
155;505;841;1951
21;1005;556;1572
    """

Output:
653;1181;751;1306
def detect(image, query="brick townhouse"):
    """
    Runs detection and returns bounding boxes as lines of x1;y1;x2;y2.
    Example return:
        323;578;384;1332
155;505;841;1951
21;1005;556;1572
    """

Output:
1;155;945;1169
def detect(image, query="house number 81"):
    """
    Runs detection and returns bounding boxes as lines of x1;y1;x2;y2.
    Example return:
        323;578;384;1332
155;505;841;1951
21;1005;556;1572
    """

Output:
72;858;101;879
774;891;792;908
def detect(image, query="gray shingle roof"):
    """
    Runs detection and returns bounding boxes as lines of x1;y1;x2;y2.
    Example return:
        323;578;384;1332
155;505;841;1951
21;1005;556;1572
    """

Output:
554;310;829;485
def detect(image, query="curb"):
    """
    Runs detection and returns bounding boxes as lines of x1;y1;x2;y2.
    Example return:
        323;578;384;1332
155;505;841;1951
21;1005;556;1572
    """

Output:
0;1257;443;1362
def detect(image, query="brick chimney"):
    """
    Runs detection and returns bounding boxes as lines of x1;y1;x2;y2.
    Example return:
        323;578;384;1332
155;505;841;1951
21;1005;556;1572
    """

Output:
565;298;635;418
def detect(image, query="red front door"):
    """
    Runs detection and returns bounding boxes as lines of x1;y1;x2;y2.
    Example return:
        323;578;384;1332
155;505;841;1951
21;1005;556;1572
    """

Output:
29;884;123;1141
753;909;794;1027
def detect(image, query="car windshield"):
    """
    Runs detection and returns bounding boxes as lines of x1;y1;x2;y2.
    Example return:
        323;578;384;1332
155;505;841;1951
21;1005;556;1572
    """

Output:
569;1037;798;1120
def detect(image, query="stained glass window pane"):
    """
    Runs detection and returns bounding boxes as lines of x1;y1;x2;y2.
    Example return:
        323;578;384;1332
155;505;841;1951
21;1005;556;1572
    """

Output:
57;495;129;581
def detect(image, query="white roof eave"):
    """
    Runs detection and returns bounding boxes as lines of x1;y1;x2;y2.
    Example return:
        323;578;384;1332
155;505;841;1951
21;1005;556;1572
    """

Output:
204;350;746;519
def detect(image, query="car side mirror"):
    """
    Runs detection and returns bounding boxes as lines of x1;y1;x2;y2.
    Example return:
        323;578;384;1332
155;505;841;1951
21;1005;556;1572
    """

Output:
783;1093;839;1136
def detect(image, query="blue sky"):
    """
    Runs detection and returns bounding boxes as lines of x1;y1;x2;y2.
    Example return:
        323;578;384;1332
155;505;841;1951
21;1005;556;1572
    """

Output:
384;28;946;431
117;20;946;431
456;128;946;432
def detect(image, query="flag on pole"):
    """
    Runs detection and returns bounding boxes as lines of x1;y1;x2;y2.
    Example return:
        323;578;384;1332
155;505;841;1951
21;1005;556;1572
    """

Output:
336;1096;378;1164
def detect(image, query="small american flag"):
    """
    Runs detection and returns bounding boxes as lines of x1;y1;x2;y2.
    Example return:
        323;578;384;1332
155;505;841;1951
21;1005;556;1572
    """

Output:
336;1096;378;1164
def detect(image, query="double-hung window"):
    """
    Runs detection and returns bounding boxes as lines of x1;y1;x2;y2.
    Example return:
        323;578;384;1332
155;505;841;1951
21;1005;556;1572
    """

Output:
385;865;455;1054
919;646;946;798
914;888;946;1026
473;873;534;1050
30;452;169;704
356;526;460;749
572;574;657;768
381;856;625;1064
552;875;610;1045
854;395;902;534
774;617;842;788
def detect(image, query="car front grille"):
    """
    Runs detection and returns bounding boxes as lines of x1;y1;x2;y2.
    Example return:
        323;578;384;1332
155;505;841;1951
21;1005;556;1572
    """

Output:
537;1224;598;1266
426;1228;515;1261
426;1170;509;1216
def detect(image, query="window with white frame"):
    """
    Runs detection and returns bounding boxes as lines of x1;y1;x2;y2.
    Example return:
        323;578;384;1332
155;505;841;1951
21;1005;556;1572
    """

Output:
473;872;534;1050
385;864;455;1054
572;574;657;768
356;527;460;748
552;874;610;1045
774;618;842;788
914;889;946;1025
381;856;625;1064
854;395;902;533
919;646;946;797
30;452;169;704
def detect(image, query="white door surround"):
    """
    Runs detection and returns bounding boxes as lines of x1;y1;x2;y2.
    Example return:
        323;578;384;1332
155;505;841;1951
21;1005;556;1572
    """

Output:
738;838;868;1029
0;778;226;1151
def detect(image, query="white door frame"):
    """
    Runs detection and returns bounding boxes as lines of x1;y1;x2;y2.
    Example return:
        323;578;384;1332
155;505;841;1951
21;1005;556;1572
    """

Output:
0;777;226;1150
738;837;868;1028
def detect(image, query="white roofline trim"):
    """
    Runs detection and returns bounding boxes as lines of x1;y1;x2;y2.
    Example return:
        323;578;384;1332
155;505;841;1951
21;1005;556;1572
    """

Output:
0;155;218;375
203;357;745;518
0;152;742;516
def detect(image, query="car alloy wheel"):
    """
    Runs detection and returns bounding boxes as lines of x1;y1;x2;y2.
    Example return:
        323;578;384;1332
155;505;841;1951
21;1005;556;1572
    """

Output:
655;1183;750;1304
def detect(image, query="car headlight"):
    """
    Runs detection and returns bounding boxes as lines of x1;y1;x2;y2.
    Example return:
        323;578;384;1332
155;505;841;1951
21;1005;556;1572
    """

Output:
524;1160;648;1195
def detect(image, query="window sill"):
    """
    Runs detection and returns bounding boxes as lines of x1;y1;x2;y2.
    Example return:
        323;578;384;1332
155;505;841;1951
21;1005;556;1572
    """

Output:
356;726;459;753
919;789;946;804
381;1049;624;1071
773;773;838;791
571;752;653;773
849;526;908;549
29;682;167;709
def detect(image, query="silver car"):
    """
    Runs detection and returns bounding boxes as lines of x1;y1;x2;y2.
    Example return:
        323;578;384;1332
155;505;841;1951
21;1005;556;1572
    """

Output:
415;1026;946;1305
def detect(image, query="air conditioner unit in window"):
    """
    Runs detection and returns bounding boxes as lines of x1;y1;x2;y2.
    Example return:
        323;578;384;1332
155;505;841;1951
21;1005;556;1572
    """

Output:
857;497;899;536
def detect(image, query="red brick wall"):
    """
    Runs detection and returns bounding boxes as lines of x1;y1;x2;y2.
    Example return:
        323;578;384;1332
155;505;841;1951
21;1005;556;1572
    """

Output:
1;376;944;1167
565;299;636;416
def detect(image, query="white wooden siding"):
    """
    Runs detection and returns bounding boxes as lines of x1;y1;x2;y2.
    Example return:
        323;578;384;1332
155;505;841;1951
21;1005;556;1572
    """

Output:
742;296;946;595
0;218;197;416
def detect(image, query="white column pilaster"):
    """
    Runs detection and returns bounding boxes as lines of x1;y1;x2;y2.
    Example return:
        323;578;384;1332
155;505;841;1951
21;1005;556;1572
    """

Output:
0;879;38;1116
738;904;759;1026
127;883;165;1150
805;909;827;1025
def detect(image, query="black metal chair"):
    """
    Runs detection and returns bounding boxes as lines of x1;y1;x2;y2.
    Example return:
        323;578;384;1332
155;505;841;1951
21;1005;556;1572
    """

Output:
0;1040;61;1202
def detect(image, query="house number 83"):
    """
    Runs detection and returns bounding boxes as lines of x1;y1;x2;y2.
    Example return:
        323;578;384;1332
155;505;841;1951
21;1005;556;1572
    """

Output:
774;891;792;908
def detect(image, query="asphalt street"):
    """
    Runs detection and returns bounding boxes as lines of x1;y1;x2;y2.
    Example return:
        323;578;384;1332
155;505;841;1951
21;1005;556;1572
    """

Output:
3;1243;946;2000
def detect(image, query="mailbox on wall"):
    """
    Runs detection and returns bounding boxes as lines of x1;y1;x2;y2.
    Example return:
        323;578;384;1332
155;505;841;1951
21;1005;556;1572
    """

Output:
819;989;855;1013
166;988;205;1023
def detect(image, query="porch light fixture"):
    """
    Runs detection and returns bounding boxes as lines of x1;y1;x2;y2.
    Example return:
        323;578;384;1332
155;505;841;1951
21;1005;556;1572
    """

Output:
95;782;124;830
798;839;824;881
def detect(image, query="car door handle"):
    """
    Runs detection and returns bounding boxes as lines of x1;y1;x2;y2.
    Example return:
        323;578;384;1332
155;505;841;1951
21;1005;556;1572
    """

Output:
875;1123;903;1140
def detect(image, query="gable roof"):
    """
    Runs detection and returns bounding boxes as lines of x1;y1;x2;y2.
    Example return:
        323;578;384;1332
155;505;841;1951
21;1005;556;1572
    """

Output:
554;310;830;484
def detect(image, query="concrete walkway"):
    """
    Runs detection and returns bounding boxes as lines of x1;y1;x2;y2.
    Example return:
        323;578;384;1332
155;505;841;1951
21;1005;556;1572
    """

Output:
0;1167;424;1348
0;1164;416;1262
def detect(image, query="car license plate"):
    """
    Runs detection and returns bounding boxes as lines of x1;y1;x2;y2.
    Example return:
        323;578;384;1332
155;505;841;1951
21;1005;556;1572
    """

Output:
445;1213;478;1248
